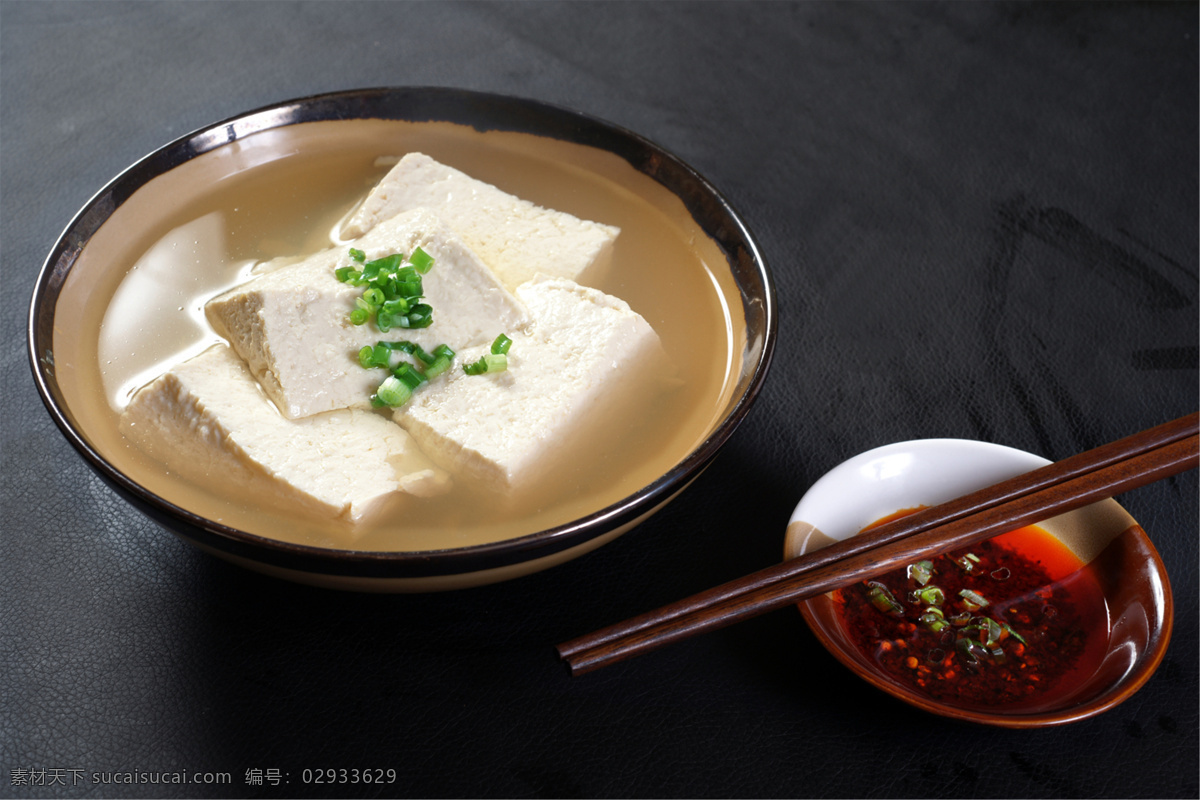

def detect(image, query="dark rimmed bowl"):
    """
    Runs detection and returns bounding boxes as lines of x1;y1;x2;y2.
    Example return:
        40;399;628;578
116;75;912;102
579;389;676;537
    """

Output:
29;87;776;591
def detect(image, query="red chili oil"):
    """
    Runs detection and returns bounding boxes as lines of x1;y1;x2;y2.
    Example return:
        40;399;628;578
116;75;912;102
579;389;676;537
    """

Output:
833;513;1109;709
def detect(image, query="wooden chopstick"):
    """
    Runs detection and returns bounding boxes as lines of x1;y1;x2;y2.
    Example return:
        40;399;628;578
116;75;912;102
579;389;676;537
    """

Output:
557;414;1199;676
560;413;1198;663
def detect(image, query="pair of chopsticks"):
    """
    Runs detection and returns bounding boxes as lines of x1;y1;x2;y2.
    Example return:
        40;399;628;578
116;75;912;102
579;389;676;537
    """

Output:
557;413;1199;676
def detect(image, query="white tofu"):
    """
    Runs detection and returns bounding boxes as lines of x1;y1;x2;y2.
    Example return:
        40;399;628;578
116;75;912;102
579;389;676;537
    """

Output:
340;153;619;290
393;277;668;491
205;207;529;419
120;344;449;523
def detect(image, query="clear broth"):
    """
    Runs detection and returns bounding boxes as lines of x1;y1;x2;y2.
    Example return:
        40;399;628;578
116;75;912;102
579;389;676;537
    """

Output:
56;119;744;551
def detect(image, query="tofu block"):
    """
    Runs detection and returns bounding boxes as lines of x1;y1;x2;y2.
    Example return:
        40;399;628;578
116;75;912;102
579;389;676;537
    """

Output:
393;277;668;491
340;153;619;290
120;344;449;522
205;207;529;419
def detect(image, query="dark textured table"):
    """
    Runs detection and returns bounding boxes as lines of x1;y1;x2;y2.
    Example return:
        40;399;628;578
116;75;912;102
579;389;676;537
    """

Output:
3;3;1196;798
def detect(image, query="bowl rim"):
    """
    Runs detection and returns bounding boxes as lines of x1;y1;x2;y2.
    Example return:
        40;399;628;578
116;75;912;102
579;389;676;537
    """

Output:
27;87;777;579
787;437;1174;728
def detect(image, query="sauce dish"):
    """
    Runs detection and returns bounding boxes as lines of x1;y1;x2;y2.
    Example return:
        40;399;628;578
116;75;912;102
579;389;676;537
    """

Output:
783;438;1173;727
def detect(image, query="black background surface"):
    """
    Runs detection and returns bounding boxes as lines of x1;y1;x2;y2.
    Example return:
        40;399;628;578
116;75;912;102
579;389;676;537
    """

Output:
2;2;1197;798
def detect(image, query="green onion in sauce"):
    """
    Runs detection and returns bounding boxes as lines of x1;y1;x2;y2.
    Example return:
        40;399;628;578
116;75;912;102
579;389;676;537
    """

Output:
832;516;1104;708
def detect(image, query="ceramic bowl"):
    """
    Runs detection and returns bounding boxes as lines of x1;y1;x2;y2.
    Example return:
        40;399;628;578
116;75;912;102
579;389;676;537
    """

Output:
783;438;1173;727
29;88;776;591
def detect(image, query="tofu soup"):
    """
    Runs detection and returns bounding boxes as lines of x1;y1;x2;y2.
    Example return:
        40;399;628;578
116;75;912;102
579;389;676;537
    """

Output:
59;120;742;551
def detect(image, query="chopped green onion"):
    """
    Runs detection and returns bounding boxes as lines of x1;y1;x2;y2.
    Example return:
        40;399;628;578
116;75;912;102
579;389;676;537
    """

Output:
361;341;455;408
393;270;423;298
424;355;452;378
412;344;437;365
382;298;411;316
954;554;979;573
400;303;433;329
919;609;949;633
363;253;402;280
464;352;508;375
402;344;443;370
976;616;1003;647
959;588;989;611
362;287;385;308
409;246;434;274
358;344;392;370
464;337;510;376
956;637;987;666
865;581;904;616
422;344;456;378
373;375;412;407
393;362;427;390
491;333;513;355
374;340;434;364
917;585;945;607
338;245;450;407
907;560;934;586
1000;622;1027;645
335;248;435;332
